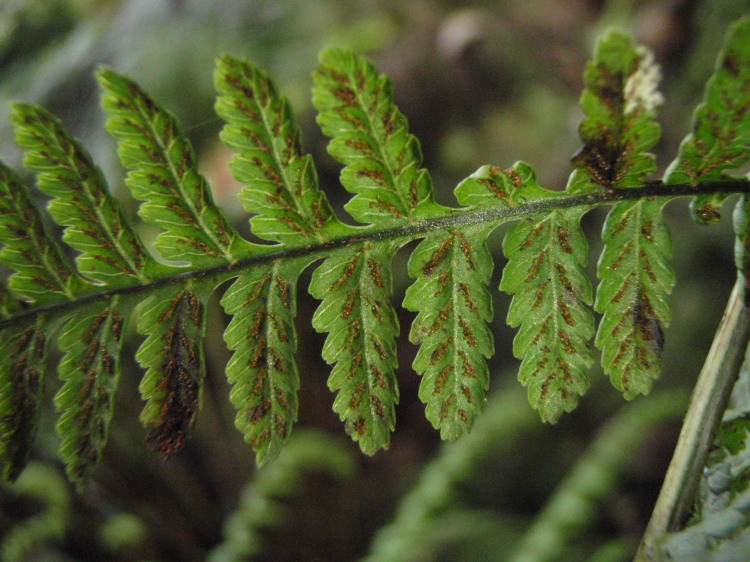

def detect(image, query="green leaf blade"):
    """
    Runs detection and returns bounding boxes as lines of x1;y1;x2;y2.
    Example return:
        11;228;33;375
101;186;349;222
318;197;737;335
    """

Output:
136;284;206;460
312;48;437;225
310;243;400;453
221;260;303;466
54;299;125;487
665;17;750;187
404;227;494;440
0;318;47;482
11;104;155;285
98;68;252;265
595;199;674;397
570;31;662;191
0;162;86;302
215;55;341;244
500;207;595;422
453;163;523;210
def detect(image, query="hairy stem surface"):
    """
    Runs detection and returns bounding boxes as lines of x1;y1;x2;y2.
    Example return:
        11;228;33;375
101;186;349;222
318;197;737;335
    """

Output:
1;180;748;332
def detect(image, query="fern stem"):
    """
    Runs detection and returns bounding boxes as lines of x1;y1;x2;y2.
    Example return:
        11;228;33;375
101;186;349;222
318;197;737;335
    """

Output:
636;280;750;559
1;179;748;331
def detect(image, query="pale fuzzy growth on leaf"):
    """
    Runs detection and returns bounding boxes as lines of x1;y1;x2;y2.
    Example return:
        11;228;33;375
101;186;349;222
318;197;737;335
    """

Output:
624;47;663;115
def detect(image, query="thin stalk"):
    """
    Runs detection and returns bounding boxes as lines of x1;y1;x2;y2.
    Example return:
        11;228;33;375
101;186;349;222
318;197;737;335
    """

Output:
2;179;749;331
636;281;750;560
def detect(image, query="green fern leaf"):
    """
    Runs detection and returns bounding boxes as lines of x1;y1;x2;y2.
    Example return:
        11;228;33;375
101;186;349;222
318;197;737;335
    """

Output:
570;31;673;397
401;162;516;437
1;21;750;488
0;318;47;482
312;47;439;225
310;48;426;450
0;282;16;318
54;299;124;487
596;199;673;396
404;224;493;440
665;17;750;189
569;31;662;191
0;162;85;302
666;17;750;225
221;259;304;465
98;68;251;265
495;164;595;423
136;283;206;460
310;243;400;453
11;104;157;285
214;54;344;243
214;55;346;462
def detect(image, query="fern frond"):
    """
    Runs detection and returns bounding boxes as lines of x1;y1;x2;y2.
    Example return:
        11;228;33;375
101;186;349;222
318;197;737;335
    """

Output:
405;164;504;438
54;300;124;487
312;47;440;225
665;16;750;214
0;163;85;302
664;17;750;228
0;282;15;318
11;104;157;285
209;430;356;561
136;283;207;461
214;54;344;243
662;487;750;559
596;199;673;396
98;68;252;265
0;318;47;482
486;163;596;422
221;260;304;465
214;56;343;463
570;31;673;397
0;19;750;489
569;31;662;191
309;49;436;450
310;243;400;452
404;225;493;439
512;390;687;561
668;16;750;225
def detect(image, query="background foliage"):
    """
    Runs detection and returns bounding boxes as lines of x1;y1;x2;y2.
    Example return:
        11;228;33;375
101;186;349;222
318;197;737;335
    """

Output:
1;0;749;560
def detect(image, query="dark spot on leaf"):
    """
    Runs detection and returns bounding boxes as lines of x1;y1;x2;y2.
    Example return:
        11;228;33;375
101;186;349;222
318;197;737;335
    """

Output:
723;53;741;77
333;87;357;106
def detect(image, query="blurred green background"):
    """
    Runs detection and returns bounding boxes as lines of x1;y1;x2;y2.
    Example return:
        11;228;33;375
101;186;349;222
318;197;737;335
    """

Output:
0;0;749;560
